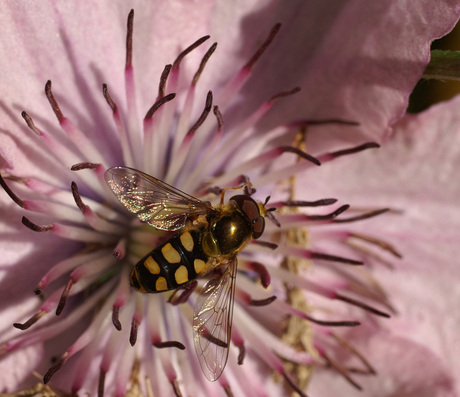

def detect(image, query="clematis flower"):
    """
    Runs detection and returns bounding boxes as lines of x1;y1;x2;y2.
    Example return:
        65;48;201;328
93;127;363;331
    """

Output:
0;1;459;396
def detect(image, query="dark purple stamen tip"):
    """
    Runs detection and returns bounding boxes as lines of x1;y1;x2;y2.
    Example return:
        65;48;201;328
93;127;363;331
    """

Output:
269;86;301;102
304;315;360;327
22;216;53;232
187;91;213;135
311;251;362;265
213;105;224;131
282;371;310;397
248;262;271;288
282;198;338;207
21;111;41;136
334;208;389;223
173;35;210;69
0;174;24;208
44;354;67;384
249;295;277;306
125;9;134;68
98;369;106;397
307;204;350;221
153;340;186;350
244;23;281;70
112;306;122;331
279;146;321;166
193;42;218;86
56;278;73;316
172;379;184;397
13;311;44;330
329;142;380;158
350;232;403;258
102;83;117;112
291;118;360;127
237;344;245;365
158;64;172;98
253;240;278;250
335;293;391;318
129;319;138;346
45;80;65;122
71;181;87;212
71;162;100;171
145;93;176;119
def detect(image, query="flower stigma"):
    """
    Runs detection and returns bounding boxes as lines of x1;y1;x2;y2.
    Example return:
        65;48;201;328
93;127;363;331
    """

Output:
0;9;401;397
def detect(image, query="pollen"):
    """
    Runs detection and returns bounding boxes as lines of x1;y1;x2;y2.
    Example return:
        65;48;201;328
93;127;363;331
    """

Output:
161;243;181;263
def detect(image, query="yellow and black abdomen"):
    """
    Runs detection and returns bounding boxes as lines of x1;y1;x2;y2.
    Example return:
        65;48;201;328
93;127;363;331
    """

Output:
130;229;210;293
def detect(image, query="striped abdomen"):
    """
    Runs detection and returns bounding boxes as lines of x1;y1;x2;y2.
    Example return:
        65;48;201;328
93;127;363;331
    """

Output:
130;229;210;293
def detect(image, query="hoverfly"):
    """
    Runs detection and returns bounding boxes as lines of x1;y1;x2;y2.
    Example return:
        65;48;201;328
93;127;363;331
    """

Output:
105;166;269;381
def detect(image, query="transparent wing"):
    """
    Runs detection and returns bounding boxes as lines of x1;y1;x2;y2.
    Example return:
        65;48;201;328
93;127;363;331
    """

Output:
105;166;213;231
193;257;237;381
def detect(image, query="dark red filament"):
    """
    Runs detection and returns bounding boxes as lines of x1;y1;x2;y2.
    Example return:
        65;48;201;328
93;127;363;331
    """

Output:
0;175;24;208
112;306;122;331
335;293;390;318
153;340;186;350
249;295;277;306
173;35;210;69
45;80;65;122
306;204;350;221
102;83;117;112
145;93;176;119
237;343;245;365
71;181;87;212
21;111;41;135
22;216;53;232
125;9;134;68
158;64;172;98
71;162;100;171
187;91;213;135
130;319;138;346
44;353;67;384
192;42;218;85
13;311;44;330
269;86;301;102
98;369;106;397
213;105;224;131
247;261;271;288
328;142;380;158
56;278;74;316
279;146;321;166
310;251;363;265
334;208;389;223
244;23;281;70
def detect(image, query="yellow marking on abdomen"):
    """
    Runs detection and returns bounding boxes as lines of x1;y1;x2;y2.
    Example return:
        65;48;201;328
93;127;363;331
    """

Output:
144;256;161;274
156;276;168;291
161;243;181;263
175;265;189;285
194;259;206;275
180;231;194;252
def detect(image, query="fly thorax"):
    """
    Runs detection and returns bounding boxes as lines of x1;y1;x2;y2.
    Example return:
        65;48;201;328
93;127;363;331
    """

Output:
210;212;252;255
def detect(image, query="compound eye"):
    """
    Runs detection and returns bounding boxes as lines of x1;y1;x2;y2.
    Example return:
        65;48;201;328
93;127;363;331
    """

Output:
252;217;265;239
230;195;260;221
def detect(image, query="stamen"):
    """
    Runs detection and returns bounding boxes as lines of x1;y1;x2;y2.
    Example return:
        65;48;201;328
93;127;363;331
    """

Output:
213;105;224;131
281;371;310;397
158;64;172;98
223;385;234;397
246;262;271;288
192;42;218;85
237;344;245;365
249;295;277;306
304;204;350;221
335;293;390;318
243;23;281;70
71;181;87;212
56;278;74;316
269;86;301;102
22;216;53;232
310;251;363;265
172;379;183;397
350;232;402;258
13;310;46;330
45;80;64;122
98;369;106;397
288;118;360;128
102;84;116;112
331;332;376;375
44;352;69;384
70;162;100;171
251;240;278;250
153;341;186;350
125;9;134;68
187;90;213;135
21;111;41;135
323;353;362;390
112;306;122;331
130;319;139;346
334;208;389;223
144;93;176;119
270;198;338;208
172;35;210;69
0;175;24;208
318;142;380;162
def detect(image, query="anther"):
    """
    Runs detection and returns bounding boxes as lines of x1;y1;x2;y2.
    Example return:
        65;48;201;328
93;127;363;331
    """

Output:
56;278;73;316
334;208;389;223
22;216;53;232
331;332;376;375
0;175;24;208
112;306;122;331
213;105;224;131
279;146;321;166
249;295;277;306
153;341;186;350
21;111;41;136
125;9;134;68
187;91;213;135
269;86;301;102
323;353;362;390
303;315;360;327
71;181;87;212
273;198;338;208
130;319;138;346
350;232;402;258
102;83;117;112
172;35;210;69
289;118;360;128
98;369;106;397
237;344;245;365
44;352;68;384
282;371;310;397
71;162;101;171
172;379;184;397
13;310;46;330
192;42;218;85
311;251;363;265
158;64;172;98
335;293;391;318
244;23;281;70
45;80;65;122
247;262;271;288
306;204;350;221
324;142;380;160
145;93;176;119
223;385;234;397
252;240;278;250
